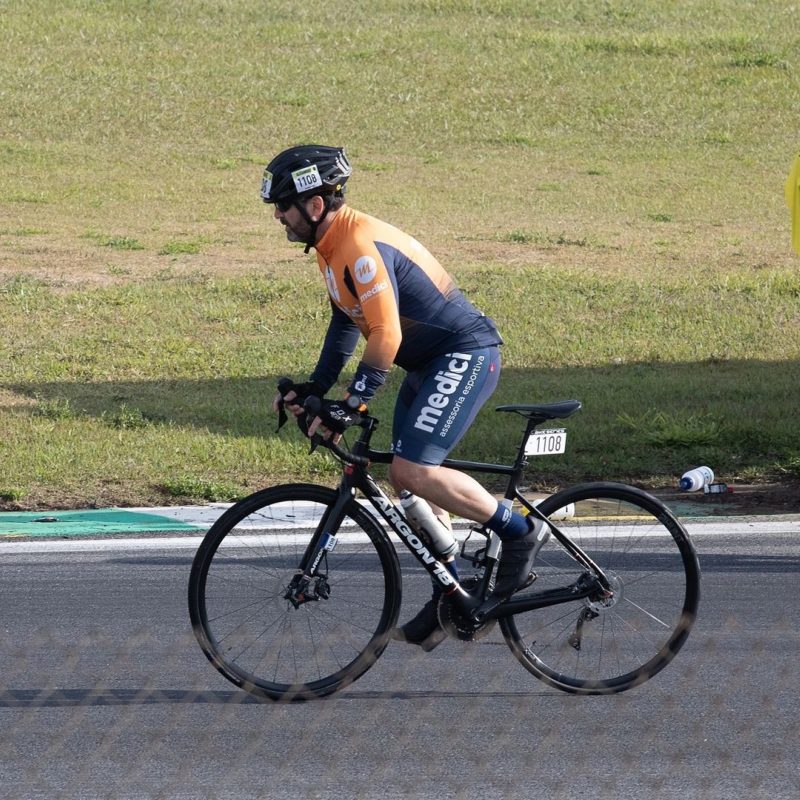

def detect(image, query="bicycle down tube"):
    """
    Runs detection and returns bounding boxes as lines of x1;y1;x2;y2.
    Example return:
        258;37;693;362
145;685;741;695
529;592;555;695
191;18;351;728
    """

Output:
289;451;466;602
358;469;470;601
330;454;608;623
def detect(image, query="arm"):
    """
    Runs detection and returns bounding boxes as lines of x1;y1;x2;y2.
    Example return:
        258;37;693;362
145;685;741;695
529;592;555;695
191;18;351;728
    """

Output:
272;302;360;422
309;301;361;393
343;251;403;402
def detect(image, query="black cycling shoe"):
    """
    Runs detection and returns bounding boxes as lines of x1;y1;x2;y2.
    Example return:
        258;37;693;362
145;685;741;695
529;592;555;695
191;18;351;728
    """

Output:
390;598;447;652
492;518;550;599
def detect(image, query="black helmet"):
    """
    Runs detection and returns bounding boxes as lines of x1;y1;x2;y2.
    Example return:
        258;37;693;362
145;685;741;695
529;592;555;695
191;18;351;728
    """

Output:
260;144;351;205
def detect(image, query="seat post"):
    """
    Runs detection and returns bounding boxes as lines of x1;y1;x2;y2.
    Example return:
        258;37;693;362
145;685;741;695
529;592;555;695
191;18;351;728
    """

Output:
509;416;541;476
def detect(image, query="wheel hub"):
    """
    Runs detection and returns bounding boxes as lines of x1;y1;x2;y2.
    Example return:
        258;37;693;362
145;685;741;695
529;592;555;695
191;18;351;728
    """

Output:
587;571;622;614
282;572;331;609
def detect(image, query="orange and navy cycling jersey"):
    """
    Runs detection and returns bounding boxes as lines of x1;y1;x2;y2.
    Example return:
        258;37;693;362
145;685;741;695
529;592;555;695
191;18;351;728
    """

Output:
308;205;502;401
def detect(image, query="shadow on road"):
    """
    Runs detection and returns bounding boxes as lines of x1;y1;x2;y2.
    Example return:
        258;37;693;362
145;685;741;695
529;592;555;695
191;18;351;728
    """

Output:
0;687;555;708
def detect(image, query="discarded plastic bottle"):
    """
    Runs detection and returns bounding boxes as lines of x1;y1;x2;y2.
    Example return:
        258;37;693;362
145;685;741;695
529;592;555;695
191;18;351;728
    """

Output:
399;491;458;559
533;498;574;520
679;466;714;492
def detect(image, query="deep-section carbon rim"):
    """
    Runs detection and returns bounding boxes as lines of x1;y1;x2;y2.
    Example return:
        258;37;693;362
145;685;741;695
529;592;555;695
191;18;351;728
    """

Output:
188;484;401;701
500;482;700;694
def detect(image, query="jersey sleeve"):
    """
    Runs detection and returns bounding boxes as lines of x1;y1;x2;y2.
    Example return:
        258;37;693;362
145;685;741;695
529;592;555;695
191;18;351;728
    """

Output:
344;236;403;370
341;233;404;401
308;301;361;393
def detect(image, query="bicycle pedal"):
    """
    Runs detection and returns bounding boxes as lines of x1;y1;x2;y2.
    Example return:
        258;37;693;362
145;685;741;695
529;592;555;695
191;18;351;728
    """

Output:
460;526;490;567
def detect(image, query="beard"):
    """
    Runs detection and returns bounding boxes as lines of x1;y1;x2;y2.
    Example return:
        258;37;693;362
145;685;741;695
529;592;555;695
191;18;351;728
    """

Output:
282;218;312;243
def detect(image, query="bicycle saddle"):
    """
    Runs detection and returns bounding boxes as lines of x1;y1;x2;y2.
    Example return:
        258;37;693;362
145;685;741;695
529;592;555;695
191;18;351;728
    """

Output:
495;400;582;421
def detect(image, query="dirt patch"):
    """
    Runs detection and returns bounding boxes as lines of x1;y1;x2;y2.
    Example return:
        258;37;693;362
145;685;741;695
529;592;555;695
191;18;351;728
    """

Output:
652;481;800;517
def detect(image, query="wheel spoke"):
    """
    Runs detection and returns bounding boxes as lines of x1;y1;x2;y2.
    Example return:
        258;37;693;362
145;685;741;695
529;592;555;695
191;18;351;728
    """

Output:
188;486;399;700
501;484;699;694
622;597;672;629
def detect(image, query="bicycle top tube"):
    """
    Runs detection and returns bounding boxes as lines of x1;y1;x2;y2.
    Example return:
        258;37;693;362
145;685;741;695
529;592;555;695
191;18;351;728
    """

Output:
314;398;582;476
365;446;518;476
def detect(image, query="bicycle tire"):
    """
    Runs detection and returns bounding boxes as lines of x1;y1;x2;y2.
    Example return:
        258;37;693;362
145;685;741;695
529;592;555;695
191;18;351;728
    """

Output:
500;482;700;694
188;483;402;701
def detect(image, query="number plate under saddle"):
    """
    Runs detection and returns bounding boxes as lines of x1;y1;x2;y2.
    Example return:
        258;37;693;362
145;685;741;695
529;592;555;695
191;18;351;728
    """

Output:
525;428;567;456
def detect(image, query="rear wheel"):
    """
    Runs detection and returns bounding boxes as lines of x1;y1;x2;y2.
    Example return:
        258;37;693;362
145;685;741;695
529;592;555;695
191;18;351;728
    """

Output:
188;484;401;701
501;482;700;694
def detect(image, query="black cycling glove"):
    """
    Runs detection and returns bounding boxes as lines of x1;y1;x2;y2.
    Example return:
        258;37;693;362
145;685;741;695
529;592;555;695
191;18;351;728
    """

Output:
313;398;366;434
276;377;326;432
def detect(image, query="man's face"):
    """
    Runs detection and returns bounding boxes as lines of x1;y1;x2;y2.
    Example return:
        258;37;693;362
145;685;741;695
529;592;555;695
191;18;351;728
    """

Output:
274;198;314;243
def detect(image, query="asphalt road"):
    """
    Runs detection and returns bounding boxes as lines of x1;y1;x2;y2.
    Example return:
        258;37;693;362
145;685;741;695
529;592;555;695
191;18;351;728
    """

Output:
1;521;798;799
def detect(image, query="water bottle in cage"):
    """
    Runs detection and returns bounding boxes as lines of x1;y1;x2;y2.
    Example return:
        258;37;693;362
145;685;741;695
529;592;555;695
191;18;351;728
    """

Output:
399;491;458;559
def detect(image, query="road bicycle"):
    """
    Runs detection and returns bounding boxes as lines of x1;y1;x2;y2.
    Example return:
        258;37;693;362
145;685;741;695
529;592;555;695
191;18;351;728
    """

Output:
188;399;701;702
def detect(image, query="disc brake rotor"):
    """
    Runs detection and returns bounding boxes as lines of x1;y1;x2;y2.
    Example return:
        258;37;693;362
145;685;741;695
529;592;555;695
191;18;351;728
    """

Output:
587;572;622;614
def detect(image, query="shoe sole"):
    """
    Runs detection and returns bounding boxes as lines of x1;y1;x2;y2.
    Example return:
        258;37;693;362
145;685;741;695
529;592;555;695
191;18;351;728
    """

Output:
419;627;447;652
389;626;447;652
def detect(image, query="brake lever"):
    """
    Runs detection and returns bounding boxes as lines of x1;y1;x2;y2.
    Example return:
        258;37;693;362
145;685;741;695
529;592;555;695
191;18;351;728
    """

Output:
308;433;323;455
299;396;370;465
303;396;323;453
275;377;295;433
276;400;288;433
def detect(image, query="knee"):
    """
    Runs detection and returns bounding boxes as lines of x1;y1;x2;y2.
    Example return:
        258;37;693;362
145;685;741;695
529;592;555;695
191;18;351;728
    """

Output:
389;458;430;496
388;459;410;492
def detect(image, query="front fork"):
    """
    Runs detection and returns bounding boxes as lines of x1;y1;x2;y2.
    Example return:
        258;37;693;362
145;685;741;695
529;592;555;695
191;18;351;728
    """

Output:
284;488;352;608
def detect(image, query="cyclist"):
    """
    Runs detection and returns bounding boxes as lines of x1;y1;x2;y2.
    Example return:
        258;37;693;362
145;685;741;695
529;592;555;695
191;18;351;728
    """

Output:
265;144;543;650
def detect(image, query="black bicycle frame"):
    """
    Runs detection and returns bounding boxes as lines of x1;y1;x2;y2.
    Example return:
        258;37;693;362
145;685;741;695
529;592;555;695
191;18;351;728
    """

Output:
369;412;611;595
295;413;610;621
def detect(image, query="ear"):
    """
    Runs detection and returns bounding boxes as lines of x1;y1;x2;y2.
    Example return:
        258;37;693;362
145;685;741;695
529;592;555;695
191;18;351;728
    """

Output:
309;195;325;222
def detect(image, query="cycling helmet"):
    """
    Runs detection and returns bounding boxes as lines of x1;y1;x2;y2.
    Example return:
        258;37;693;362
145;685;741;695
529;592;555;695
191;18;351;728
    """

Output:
260;145;351;252
260;144;351;206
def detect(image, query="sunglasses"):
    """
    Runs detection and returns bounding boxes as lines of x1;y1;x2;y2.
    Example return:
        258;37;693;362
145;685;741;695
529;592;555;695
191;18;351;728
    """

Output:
274;198;295;213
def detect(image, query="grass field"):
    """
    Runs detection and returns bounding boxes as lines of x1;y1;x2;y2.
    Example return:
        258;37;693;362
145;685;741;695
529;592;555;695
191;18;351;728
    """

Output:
1;0;799;509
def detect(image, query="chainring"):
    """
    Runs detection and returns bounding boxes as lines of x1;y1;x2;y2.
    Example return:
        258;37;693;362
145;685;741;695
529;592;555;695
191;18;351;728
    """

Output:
438;576;497;642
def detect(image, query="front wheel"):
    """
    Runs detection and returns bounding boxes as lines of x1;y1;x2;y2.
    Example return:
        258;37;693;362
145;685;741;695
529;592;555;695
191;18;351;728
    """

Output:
501;482;700;694
188;484;402;701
